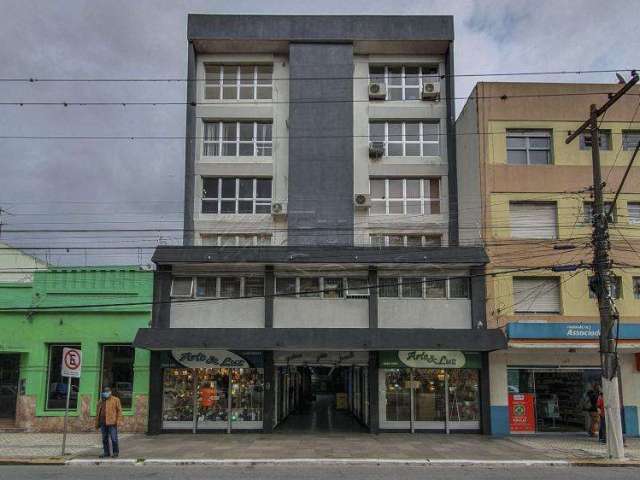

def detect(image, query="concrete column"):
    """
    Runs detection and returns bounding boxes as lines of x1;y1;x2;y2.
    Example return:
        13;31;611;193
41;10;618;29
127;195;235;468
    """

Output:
470;266;486;329
620;353;640;437
147;351;163;435
152;265;172;329
480;351;491;434
488;350;509;436
368;266;378;329
368;351;379;433
263;351;275;433
264;265;274;328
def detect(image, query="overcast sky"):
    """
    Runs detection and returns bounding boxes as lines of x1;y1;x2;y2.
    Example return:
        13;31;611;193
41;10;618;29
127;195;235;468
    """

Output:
0;0;638;266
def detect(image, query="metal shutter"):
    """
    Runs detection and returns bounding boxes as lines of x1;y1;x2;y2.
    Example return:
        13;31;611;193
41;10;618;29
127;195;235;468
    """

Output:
513;277;560;313
509;202;558;239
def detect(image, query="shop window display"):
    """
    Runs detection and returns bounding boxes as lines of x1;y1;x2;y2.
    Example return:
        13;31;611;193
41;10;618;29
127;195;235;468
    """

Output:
196;368;229;427
231;368;264;422
413;369;445;422
162;368;195;424
384;369;411;421
447;369;480;422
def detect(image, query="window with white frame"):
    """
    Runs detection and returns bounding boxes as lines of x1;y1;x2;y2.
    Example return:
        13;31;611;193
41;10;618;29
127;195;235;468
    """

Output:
582;201;616;224
204;64;273;100
633;277;640;299
203;121;272;157
369;65;439;101
588;276;622;300
509;202;558;239
272;276;368;299
622;130;640;150
369;121;439;156
170;277;193;297
377;277;469;299
580;130;612;150
370;234;442;247
506;130;552;165
628;202;640;224
200;233;272;246
512;277;560;314
201;177;272;214
370;178;440;215
191;276;264;298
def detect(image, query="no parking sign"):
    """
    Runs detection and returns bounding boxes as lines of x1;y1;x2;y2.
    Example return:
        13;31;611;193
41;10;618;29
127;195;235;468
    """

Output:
61;347;82;378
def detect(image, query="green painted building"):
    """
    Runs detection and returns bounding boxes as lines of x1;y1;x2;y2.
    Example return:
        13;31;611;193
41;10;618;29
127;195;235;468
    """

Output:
0;243;153;432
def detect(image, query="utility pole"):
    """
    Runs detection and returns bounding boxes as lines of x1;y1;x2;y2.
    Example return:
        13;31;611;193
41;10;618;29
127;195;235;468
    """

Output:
565;71;638;460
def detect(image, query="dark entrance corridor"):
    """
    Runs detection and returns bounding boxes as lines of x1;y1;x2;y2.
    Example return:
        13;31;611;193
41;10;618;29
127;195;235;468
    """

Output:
275;366;368;433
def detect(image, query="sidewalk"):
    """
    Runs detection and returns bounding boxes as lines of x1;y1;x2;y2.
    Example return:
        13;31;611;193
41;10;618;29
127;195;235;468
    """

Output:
1;432;639;465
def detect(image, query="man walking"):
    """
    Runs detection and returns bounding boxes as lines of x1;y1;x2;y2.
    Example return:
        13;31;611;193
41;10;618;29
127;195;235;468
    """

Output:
95;386;123;458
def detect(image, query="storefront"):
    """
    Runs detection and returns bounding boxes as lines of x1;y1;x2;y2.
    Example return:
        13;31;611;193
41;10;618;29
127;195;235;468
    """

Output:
379;350;482;432
160;349;264;432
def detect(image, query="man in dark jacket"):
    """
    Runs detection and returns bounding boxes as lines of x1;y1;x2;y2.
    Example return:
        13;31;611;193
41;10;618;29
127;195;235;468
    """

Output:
95;387;123;458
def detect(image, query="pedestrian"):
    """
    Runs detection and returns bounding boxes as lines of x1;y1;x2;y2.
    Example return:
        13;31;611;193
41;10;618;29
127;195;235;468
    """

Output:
597;389;606;444
95;386;123;458
585;383;601;437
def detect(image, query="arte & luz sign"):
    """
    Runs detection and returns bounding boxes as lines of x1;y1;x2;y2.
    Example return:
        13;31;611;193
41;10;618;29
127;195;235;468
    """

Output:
172;349;249;369
398;350;466;369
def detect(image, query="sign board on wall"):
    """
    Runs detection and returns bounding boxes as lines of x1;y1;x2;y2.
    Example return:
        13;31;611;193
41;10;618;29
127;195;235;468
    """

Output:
379;351;482;369
171;349;250;369
61;347;82;378
509;393;536;433
506;322;640;340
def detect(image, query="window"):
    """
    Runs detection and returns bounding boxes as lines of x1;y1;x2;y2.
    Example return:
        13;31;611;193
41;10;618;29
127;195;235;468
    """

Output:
201;177;272;214
634;277;640;299
377;277;468;299
581;130;612;150
449;278;470;298
219;277;241;298
369;65;439;101
323;278;344;299
506;130;552;165
244;277;265;297
203;121;272;157
582;201;616;224
194;276;264;298
425;279;446;298
370;178;441;215
46;345;81;410
370;234;441;247
346;278;369;298
201;234;272;246
369;121;439;156
378;277;399;297
513;277;560;314
622;130;640;150
509;202;558;239
589;276;622;299
275;277;297;296
100;345;135;410
171;277;193;297
628;203;640;224
299;277;321;297
401;277;423;298
204;64;273;100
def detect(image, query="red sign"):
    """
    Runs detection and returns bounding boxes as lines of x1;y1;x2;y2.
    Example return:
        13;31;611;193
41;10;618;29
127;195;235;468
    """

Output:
509;393;536;433
61;347;82;378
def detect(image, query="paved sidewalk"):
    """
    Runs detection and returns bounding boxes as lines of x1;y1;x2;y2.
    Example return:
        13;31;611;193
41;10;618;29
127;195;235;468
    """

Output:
1;432;639;463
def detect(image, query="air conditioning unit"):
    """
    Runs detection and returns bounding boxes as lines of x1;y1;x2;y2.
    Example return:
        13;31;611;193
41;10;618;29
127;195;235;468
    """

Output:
368;142;384;160
421;81;441;100
368;82;387;100
354;193;371;208
271;201;287;216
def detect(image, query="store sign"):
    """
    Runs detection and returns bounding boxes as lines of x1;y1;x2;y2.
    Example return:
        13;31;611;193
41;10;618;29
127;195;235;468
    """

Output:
398;350;466;369
171;349;249;369
507;322;640;340
509;393;536;433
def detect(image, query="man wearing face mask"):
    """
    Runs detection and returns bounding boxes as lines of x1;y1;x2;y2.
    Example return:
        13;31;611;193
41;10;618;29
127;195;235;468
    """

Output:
95;386;123;458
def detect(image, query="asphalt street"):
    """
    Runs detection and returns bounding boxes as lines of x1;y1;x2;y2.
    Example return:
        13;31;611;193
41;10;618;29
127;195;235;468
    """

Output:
0;465;639;480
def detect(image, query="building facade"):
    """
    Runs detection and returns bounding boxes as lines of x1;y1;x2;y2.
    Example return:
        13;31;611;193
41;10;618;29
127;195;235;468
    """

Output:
456;82;640;436
0;243;153;432
134;14;505;434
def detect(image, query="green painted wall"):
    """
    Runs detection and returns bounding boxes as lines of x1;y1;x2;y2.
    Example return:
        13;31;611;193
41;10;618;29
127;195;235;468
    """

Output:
0;266;153;419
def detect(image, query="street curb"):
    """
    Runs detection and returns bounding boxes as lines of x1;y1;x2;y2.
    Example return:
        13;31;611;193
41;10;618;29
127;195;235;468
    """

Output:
0;457;66;466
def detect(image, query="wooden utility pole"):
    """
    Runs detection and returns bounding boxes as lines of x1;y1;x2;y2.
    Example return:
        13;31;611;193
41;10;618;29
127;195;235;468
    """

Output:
565;71;638;460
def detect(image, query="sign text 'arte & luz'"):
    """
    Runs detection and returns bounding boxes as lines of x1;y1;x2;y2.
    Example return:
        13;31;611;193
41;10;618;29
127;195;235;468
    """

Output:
398;350;466;368
172;349;249;369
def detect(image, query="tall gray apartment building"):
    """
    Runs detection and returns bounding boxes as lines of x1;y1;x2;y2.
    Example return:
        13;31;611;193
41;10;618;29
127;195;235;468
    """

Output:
135;14;504;435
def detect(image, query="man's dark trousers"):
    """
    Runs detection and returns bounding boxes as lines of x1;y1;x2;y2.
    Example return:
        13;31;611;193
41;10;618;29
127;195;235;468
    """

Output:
100;425;119;456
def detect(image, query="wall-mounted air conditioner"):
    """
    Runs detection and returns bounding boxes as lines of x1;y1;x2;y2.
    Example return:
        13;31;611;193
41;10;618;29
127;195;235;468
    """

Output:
271;201;288;217
368;142;384;160
422;81;441;100
354;193;371;208
368;82;387;100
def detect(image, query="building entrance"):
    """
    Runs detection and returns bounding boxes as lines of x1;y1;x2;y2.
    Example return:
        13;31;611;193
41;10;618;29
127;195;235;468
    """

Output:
0;354;20;421
274;351;370;433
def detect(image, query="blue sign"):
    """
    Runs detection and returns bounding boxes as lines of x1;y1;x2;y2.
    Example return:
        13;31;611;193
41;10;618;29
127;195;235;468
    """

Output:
506;322;640;340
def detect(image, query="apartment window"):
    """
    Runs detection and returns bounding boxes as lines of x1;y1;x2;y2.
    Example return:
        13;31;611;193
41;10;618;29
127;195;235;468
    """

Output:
369;121;439;156
370;234;441;247
449;278;470;298
379;277;399;297
100;345;135;410
204;64;273;100
634;277;640;299
425;279;446;298
46;345;81;410
402;277;423;298
506;130;552;165
299;277;321;297
323;278;344;299
369;65;439;101
346;278;369;298
509;202;558;239
370;178;441;215
203;121;272;157
194;276;264;298
200;233;272;246
244;277;265;298
589;276;622;299
201;177;272;214
628;203;640;224
275;277;297;296
220;277;241;298
583;201;616;224
580;130;612;150
171;277;193;297
378;277;468;299
513;277;560;314
622;130;640;150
